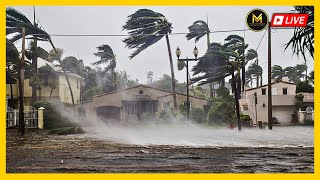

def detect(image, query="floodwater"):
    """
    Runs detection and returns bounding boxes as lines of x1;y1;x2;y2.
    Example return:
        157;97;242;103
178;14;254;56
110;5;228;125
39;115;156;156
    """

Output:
6;126;314;173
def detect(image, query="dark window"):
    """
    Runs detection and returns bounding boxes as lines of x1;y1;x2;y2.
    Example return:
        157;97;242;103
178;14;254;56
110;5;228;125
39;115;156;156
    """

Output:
139;90;143;94
283;88;288;95
262;88;266;95
77;80;79;89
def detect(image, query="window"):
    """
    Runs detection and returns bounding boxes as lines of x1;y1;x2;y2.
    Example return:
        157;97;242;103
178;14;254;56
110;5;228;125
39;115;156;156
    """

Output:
77;80;79;89
262;88;266;95
242;105;248;111
283;88;288;95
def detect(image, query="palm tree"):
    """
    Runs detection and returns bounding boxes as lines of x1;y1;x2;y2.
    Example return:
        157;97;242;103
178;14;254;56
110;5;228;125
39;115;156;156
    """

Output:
271;65;286;82
192;41;242;131
6;7;76;109
93;44;117;91
245;49;261;87
48;48;63;62
122;9;177;109
246;63;263;87
285;6;314;60
285;6;313;81
186;20;215;97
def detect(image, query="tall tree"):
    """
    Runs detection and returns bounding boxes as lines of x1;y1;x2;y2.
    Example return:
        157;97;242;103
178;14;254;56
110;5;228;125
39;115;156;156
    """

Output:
122;9;178;109
186;20;215;97
271;65;286;82
6;7;76;109
93;44;117;91
48;48;63;62
192;35;255;131
246;63;263;87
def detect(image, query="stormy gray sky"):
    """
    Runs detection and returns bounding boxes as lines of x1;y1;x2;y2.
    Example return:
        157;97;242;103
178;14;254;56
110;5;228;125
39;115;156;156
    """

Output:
12;6;314;84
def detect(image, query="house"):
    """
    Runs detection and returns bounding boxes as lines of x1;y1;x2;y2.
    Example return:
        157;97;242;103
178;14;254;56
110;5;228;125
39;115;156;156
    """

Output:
239;79;297;125
78;84;208;123
6;57;82;108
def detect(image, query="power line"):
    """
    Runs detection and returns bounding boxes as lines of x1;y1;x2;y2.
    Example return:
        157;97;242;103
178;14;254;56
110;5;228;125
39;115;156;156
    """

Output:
32;28;251;37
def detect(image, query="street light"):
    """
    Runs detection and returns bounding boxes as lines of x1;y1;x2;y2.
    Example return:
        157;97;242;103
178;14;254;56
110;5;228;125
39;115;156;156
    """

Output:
175;46;198;120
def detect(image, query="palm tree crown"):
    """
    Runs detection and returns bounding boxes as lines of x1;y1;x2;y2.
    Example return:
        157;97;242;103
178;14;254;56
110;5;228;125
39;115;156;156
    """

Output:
122;9;172;59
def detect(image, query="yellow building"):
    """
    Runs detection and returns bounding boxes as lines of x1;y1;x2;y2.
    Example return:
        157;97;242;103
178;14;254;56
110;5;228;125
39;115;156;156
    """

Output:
6;58;82;107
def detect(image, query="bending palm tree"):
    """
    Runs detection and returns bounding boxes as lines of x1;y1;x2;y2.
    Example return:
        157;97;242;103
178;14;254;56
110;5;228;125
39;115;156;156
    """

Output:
122;9;177;109
186;20;215;97
285;6;313;80
6;7;76;109
93;44;117;91
271;65;286;82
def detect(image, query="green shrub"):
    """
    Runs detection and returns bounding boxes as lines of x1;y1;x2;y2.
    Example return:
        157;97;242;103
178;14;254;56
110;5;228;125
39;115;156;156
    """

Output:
179;103;188;117
34;100;78;129
207;101;235;125
240;113;253;127
190;108;206;124
157;108;181;121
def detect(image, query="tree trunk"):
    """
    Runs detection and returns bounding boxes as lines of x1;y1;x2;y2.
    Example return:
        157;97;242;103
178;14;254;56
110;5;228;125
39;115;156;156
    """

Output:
49;40;75;112
165;35;177;110
19;27;26;135
31;38;38;105
50;87;53;98
9;82;14;108
231;71;241;131
206;33;214;97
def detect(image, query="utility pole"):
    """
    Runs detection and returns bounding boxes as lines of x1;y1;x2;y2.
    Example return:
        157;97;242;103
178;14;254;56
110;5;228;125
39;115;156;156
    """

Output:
268;22;272;130
254;92;258;128
19;27;26;135
31;6;38;105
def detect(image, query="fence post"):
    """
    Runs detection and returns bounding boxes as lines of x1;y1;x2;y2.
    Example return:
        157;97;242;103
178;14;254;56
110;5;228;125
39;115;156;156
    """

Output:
38;107;45;129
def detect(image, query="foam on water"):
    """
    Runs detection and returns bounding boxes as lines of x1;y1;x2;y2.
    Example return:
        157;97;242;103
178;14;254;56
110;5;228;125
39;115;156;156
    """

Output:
83;122;314;148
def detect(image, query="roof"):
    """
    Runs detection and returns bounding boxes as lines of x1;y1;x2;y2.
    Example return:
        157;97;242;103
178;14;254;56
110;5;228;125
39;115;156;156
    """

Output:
299;92;314;103
93;84;208;101
245;81;296;91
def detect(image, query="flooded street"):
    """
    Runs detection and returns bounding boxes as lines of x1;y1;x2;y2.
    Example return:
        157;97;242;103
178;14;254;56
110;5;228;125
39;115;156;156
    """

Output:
6;126;314;173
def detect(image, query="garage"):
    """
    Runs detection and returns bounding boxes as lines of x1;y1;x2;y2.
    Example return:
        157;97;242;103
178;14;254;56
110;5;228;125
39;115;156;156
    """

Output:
96;106;121;123
272;106;295;125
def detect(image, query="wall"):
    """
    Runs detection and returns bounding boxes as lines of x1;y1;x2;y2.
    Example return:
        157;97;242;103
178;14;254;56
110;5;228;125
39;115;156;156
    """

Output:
92;86;171;108
58;74;81;104
157;94;207;112
240;94;296;125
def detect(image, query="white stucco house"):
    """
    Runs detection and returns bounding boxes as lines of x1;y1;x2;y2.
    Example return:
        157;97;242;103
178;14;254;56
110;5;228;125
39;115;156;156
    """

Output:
239;78;297;125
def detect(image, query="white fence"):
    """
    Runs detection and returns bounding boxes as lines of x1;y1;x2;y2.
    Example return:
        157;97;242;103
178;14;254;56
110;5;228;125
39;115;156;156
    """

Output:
6;107;39;128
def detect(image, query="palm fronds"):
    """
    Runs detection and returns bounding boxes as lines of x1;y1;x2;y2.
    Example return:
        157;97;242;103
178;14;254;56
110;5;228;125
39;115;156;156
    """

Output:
186;20;210;42
122;9;172;59
284;6;314;60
